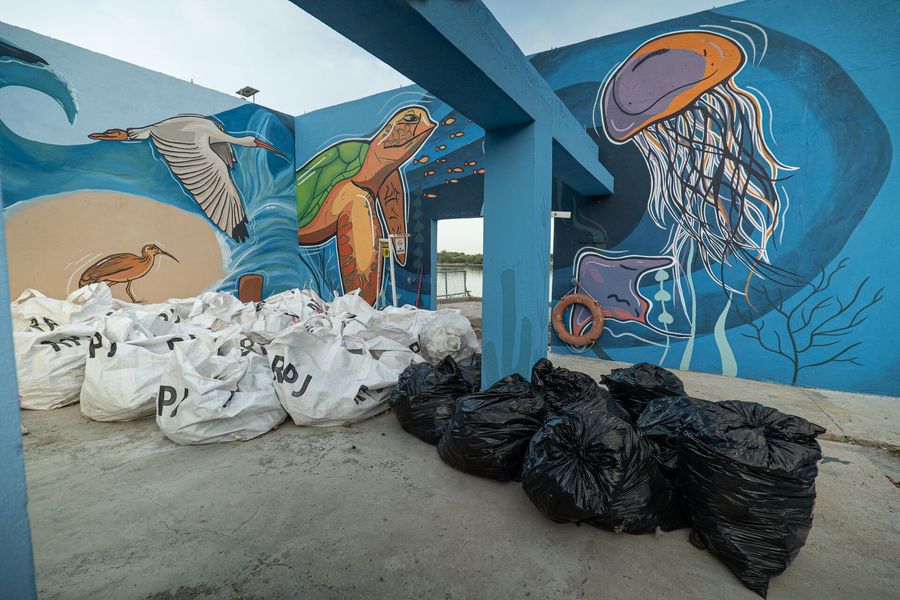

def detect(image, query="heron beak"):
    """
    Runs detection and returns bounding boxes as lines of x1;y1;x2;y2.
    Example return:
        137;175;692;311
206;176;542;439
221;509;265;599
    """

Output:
88;128;128;141
255;138;286;157
159;250;179;263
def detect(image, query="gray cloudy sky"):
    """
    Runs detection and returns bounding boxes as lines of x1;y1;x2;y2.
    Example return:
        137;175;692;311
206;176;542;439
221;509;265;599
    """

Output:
1;0;738;253
1;0;738;115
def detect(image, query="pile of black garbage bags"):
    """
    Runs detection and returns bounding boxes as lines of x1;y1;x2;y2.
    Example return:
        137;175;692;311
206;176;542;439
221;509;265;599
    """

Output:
390;358;826;598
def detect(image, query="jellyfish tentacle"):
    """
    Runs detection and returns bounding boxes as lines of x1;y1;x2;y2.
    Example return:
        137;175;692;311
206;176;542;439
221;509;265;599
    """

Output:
625;69;799;294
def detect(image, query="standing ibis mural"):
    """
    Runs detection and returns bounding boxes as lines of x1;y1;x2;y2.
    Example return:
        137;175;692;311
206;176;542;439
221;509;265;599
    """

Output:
79;243;179;303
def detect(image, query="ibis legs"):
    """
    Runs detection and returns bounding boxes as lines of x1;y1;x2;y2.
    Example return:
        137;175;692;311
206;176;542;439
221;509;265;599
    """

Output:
125;280;140;303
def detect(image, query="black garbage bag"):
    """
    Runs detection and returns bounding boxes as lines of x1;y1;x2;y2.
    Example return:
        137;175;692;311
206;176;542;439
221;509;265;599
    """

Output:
437;373;547;481
635;395;709;481
388;356;475;444
521;409;685;533
678;400;825;598
456;353;482;392
601;362;685;422
530;358;628;420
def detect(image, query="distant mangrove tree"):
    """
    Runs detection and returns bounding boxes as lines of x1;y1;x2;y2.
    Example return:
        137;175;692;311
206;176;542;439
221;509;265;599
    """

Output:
437;251;483;266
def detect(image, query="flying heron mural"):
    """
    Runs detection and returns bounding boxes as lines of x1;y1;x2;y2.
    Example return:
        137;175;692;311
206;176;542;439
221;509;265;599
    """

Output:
89;115;287;243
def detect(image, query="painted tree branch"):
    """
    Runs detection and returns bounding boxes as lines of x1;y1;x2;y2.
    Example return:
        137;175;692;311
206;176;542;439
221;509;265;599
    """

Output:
736;258;883;385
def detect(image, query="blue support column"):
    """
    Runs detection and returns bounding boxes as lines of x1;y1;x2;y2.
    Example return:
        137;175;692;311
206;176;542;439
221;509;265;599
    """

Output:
0;194;37;599
481;122;552;387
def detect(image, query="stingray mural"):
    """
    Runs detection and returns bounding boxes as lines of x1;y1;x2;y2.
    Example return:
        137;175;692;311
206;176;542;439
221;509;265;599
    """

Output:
0;35;299;303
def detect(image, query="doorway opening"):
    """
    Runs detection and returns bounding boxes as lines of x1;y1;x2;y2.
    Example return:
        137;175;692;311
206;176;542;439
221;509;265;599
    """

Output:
436;217;483;340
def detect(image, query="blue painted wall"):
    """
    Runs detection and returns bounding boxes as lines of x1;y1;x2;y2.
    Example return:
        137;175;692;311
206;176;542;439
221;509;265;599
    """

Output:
0;22;300;303
4;0;896;394
0;189;35;599
544;0;899;396
291;0;898;396
0;24;305;590
481;121;553;384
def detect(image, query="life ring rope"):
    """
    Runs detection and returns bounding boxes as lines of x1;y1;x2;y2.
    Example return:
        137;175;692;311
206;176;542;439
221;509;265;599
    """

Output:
552;292;604;346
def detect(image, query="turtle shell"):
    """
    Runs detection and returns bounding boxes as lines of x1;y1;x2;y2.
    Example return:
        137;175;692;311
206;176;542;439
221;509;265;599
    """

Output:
296;140;369;229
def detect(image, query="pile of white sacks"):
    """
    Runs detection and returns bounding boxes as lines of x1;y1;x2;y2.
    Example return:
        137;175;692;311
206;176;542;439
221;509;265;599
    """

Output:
11;285;480;444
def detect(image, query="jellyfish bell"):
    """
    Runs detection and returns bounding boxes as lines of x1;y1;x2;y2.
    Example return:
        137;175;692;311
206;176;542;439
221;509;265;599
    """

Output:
600;30;795;294
602;31;745;142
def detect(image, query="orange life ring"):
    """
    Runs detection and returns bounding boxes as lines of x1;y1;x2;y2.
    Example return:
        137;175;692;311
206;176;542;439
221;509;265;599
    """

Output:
552;293;604;346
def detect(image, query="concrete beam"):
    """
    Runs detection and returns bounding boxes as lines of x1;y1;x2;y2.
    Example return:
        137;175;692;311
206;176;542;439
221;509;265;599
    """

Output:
291;0;613;196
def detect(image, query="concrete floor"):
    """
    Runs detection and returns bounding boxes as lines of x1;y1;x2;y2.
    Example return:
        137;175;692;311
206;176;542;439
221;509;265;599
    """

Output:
21;398;899;600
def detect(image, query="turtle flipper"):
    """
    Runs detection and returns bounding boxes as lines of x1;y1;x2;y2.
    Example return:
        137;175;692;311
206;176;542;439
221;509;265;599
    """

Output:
377;170;408;266
336;198;383;305
296;141;368;230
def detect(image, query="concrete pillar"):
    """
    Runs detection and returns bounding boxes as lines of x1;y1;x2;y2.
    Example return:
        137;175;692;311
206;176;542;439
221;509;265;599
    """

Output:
481;122;552;388
0;194;37;598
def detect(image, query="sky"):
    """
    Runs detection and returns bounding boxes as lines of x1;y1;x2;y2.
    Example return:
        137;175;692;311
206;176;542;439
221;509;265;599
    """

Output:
0;0;739;252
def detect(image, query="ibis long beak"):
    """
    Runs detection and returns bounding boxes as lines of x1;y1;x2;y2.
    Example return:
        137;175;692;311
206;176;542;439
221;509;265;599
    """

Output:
89;128;129;141
159;250;179;263
255;138;286;157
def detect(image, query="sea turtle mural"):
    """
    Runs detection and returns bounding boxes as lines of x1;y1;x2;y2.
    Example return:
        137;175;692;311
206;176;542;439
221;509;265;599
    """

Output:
296;105;437;304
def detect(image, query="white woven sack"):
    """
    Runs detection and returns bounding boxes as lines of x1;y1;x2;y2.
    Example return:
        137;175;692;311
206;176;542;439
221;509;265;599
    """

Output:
156;335;285;444
15;323;95;409
10;284;112;332
80;328;196;422
268;325;417;426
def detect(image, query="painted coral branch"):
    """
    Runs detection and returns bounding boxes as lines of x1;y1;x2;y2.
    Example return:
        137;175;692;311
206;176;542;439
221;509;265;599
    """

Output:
736;258;883;385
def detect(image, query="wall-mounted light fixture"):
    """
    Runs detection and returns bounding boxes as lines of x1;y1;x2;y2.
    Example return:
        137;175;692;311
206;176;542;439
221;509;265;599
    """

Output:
235;86;260;102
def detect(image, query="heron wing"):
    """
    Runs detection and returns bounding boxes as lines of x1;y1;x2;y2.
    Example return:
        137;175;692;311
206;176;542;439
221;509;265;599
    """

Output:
81;253;137;281
149;131;248;242
209;121;236;167
210;142;236;168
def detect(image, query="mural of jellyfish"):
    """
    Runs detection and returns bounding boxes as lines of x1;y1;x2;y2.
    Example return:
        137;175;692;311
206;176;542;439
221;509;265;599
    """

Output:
600;31;795;294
